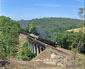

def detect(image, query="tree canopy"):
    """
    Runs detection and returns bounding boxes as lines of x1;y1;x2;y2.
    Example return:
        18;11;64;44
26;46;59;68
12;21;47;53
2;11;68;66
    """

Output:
0;16;20;57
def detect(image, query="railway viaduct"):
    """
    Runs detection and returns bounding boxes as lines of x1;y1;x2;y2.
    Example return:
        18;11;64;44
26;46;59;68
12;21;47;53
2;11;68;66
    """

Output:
28;37;46;55
19;32;46;55
19;31;70;56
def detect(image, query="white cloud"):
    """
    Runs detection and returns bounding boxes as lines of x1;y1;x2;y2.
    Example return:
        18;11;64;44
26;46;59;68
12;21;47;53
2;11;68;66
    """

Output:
33;4;61;8
76;0;84;2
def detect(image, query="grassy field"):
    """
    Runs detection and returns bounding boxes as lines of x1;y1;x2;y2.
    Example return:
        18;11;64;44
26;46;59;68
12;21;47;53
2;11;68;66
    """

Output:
67;27;85;33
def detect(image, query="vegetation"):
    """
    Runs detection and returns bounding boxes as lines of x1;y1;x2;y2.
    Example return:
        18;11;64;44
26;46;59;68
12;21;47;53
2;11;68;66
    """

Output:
0;9;84;69
0;16;20;58
19;42;35;61
19;17;83;40
56;32;85;54
19;17;82;33
0;16;35;60
78;8;85;18
19;17;85;54
27;23;39;35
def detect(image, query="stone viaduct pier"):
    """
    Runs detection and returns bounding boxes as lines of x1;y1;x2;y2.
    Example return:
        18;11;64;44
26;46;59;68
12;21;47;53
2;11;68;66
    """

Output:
28;37;46;55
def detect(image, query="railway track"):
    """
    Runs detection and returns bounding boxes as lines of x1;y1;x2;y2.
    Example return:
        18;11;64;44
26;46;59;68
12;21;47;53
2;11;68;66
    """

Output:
29;36;70;56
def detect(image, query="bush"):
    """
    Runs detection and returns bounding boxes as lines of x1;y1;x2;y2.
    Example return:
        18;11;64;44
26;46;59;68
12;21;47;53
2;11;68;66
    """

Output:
56;32;85;54
21;42;35;61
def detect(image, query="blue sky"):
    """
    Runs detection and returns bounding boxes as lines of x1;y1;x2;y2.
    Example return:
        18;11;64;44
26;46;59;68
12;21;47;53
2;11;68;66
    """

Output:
0;0;84;20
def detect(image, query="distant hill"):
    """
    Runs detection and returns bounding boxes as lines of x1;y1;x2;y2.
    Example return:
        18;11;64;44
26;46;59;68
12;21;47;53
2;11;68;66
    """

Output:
19;17;82;33
18;19;29;27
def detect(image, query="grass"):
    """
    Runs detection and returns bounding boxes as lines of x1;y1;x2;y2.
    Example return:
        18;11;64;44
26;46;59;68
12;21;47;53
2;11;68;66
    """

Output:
67;27;85;33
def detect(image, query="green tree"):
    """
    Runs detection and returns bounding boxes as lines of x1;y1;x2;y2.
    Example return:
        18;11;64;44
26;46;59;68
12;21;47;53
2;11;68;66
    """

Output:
0;16;20;58
79;8;85;18
77;8;85;53
28;23;39;35
17;42;35;61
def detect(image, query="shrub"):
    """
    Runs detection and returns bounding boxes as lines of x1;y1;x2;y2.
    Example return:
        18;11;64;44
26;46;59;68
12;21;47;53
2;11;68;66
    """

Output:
21;42;35;61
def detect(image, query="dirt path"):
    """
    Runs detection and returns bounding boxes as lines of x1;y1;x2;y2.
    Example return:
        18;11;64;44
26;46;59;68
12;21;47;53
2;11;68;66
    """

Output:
19;33;28;45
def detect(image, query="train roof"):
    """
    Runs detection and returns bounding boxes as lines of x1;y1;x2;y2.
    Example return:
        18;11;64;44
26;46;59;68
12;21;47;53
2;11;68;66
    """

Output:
29;34;39;38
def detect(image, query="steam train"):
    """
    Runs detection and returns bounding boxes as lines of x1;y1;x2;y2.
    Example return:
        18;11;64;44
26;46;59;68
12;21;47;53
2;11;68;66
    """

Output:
29;34;58;47
19;31;58;47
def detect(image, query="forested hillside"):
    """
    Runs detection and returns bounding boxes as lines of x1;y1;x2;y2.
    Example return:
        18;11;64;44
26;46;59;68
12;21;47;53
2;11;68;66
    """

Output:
19;17;82;41
18;19;29;28
19;17;82;32
19;17;85;54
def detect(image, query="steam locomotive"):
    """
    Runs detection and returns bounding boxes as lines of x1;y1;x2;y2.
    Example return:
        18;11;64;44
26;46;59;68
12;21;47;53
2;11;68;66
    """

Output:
19;31;58;47
29;34;58;47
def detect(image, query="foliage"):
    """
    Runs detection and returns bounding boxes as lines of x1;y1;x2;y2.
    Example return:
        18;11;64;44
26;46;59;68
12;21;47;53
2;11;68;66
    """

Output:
79;8;85;18
19;17;82;33
56;32;85;54
27;23;39;35
18;19;29;28
19;17;85;54
77;7;85;54
19;17;82;40
0;16;20;57
20;42;35;61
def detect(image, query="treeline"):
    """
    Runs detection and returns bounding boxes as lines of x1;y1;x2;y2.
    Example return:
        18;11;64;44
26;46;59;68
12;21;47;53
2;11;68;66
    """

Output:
0;16;35;60
19;17;82;33
55;32;85;54
19;17;83;40
0;16;20;57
